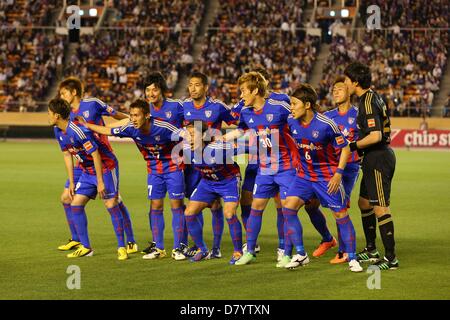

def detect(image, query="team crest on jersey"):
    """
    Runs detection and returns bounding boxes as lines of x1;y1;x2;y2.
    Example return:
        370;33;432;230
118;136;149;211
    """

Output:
106;106;114;114
155;135;160;142
266;114;273;122
113;128;120;134
165;111;172;118
70;137;74;143
83;111;89;118
312;130;319;138
348;117;355;124
205;110;212;118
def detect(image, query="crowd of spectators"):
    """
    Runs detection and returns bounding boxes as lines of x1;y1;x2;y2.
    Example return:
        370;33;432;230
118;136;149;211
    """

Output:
318;0;448;117
0;0;61;112
65;0;205;112
195;0;320;104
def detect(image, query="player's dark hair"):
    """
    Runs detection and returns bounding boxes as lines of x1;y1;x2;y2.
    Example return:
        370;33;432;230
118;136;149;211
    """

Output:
291;83;320;112
146;72;168;97
59;77;83;97
252;67;271;82
49;98;71;119
344;62;372;89
190;71;208;86
333;75;347;87
129;99;150;114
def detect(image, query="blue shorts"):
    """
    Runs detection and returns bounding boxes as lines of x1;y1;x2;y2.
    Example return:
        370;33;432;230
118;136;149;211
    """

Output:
190;176;241;204
75;167;119;200
342;162;360;202
242;164;258;192
286;176;347;212
184;165;201;198
147;171;185;200
253;169;296;200
65;167;83;188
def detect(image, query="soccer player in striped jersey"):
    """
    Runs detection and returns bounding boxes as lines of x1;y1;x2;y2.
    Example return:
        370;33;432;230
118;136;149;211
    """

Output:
49;98;127;260
182;123;243;264
57;77;137;255
280;84;362;272
146;72;184;127
182;71;238;259
323;76;361;264
79;99;188;261
231;68;289;260
222;72;300;266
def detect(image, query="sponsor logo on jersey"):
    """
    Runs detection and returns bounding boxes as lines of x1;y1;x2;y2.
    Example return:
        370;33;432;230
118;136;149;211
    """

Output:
83;141;94;151
335;136;345;145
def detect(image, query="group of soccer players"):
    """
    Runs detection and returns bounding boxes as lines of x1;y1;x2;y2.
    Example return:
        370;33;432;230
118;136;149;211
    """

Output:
50;61;398;272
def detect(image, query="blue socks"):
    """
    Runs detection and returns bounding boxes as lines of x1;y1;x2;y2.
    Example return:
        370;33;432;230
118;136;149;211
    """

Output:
107;204;125;248
118;201;135;243
336;215;356;260
276;207;285;250
282;207;305;256
211;207;224;249
71;205;90;248
246;208;263;254
171;207;184;249
150;209;165;249
226;215;243;252
186;213;208;252
63;203;79;241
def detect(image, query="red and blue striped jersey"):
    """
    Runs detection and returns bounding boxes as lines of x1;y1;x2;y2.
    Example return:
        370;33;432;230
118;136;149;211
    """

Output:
110;118;183;174
54;121;117;175
182;97;236;130
183;141;241;181
70;97;117;167
150;98;184;128
288;113;348;182
324;106;360;164
237;99;298;174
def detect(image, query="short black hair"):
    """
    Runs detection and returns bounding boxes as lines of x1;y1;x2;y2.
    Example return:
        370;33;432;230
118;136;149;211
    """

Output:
59;77;83;97
190;71;208;86
146;72;168;95
344;62;372;89
291;83;320;112
129;99;149;114
49;98;71;119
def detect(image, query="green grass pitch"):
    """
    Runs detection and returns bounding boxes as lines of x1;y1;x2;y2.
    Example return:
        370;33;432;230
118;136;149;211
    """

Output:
1;141;449;300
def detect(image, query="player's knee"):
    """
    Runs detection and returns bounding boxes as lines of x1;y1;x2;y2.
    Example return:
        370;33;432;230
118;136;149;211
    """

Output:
104;197;119;209
373;205;390;217
332;209;348;219
358;197;371;210
150;200;164;211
